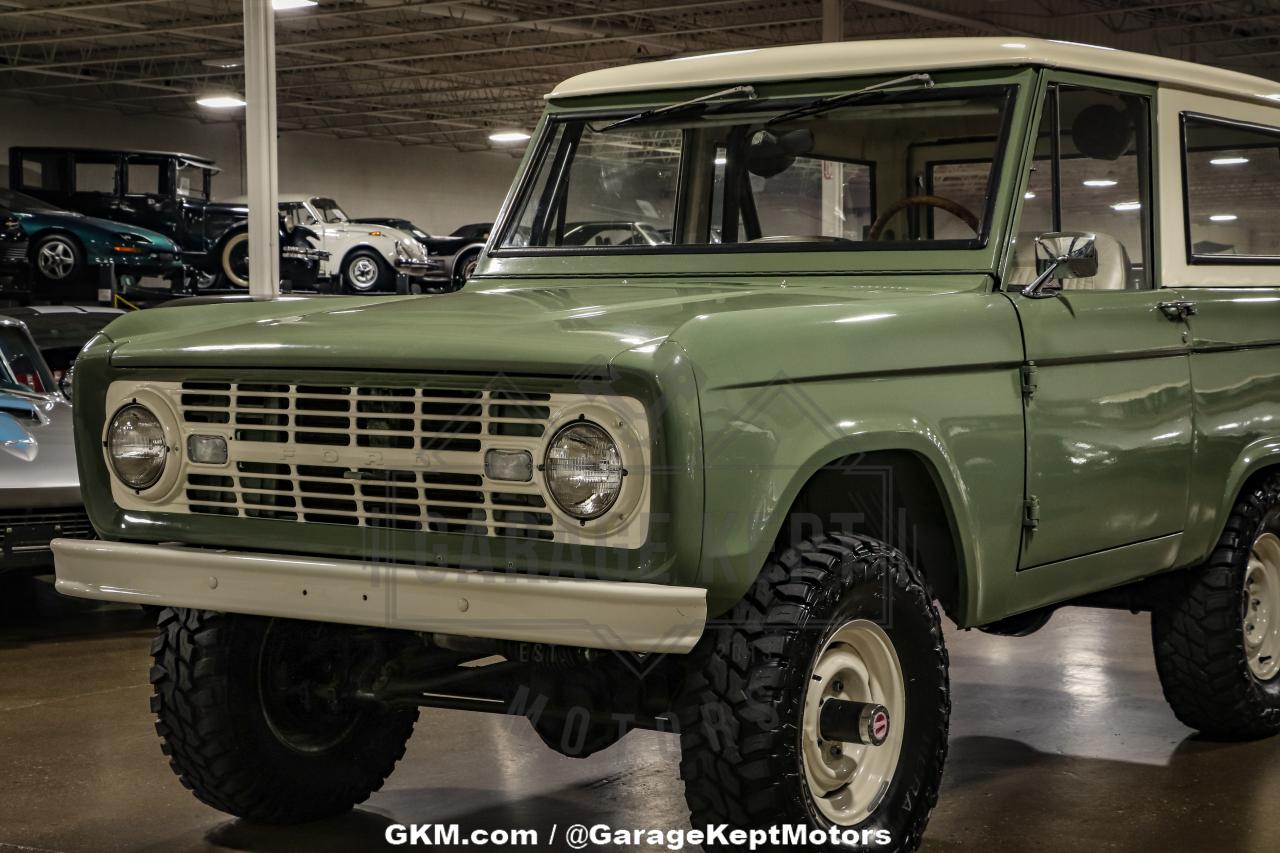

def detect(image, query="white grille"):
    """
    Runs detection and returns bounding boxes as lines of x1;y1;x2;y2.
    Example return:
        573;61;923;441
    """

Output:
173;380;559;541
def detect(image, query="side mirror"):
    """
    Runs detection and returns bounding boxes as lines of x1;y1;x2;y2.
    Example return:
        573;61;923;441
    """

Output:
58;363;75;401
1022;231;1098;298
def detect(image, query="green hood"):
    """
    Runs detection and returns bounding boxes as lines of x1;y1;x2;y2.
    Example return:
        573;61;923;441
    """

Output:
102;278;986;376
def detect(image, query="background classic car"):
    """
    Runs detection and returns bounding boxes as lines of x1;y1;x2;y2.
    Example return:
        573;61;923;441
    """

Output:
352;218;491;289
7;147;321;294
274;195;438;291
0;188;182;301
0;316;90;586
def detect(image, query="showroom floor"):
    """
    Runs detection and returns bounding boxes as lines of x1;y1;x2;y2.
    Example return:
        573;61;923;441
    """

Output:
2;580;1278;853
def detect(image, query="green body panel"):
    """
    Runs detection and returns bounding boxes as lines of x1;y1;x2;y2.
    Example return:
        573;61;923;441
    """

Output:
71;64;1280;630
1012;290;1193;570
1180;290;1280;561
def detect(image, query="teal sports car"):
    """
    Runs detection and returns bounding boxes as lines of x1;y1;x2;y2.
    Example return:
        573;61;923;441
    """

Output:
0;188;183;301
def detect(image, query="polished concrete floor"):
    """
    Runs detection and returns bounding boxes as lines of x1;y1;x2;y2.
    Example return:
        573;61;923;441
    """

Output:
3;576;1279;853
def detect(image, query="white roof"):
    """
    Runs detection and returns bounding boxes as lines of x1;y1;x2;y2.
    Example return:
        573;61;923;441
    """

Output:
549;37;1280;105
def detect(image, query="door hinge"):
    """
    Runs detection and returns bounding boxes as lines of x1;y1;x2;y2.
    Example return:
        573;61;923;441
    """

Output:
1020;363;1038;398
1023;495;1041;530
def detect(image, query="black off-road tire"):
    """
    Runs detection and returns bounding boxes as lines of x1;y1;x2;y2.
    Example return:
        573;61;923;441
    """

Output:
674;532;949;852
149;608;419;824
1152;474;1280;740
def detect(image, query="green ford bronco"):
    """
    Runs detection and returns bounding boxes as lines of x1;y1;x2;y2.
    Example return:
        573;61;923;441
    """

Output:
55;36;1280;851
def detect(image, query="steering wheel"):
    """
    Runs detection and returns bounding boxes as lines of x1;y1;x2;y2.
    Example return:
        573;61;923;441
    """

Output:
867;195;980;240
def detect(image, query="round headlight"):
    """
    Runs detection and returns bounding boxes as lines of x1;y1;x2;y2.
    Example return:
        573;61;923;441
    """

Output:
108;404;168;490
544;421;624;520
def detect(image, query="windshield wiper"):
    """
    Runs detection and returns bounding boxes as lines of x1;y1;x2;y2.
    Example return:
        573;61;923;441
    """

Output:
765;73;934;127
595;84;758;133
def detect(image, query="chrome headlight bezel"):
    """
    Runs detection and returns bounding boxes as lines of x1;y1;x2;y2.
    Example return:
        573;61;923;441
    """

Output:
537;402;647;535
107;403;169;490
542;420;625;520
101;385;184;500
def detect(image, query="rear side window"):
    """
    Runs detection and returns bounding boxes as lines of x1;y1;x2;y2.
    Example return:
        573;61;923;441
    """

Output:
1182;114;1280;261
74;159;117;194
126;161;162;195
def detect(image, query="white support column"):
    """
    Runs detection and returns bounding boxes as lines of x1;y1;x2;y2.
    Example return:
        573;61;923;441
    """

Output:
821;0;845;239
243;0;280;297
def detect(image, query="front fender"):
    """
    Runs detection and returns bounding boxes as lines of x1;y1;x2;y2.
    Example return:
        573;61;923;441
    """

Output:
672;286;1027;622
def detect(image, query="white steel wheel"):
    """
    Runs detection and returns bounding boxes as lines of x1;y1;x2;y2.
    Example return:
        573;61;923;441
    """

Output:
1245;532;1280;681
345;253;382;290
801;618;906;826
36;236;78;280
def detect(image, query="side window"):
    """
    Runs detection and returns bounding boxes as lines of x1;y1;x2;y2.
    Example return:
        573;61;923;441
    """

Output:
74;159;118;194
1182;115;1280;260
126;161;162;195
1015;85;1152;290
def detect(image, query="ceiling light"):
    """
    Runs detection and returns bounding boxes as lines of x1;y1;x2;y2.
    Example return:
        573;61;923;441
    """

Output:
272;0;317;9
196;94;246;108
201;56;243;69
1112;201;1141;211
714;155;727;165
1210;213;1238;222
1024;191;1036;199
488;130;531;143
1083;179;1117;187
1210;156;1249;166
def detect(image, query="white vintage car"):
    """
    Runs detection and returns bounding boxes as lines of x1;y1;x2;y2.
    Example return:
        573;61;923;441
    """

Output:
227;194;439;292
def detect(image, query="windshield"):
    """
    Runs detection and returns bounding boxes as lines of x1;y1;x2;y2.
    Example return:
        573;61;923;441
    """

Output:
0;187;67;213
499;86;1012;252
313;198;349;223
176;161;210;200
0;326;55;394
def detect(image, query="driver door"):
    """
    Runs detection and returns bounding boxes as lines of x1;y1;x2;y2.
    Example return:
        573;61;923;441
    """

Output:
1008;79;1193;576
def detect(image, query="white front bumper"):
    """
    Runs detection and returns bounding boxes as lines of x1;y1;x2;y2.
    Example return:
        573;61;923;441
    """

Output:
52;539;706;654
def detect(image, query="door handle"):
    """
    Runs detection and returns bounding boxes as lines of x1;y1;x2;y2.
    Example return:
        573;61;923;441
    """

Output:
1157;300;1197;321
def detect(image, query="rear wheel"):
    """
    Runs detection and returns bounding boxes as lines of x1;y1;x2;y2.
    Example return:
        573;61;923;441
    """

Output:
674;532;949;852
1152;473;1280;739
150;609;418;823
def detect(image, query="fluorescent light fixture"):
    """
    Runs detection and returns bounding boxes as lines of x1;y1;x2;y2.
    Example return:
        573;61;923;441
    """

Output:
1024;191;1036;199
1209;213;1238;222
201;56;243;69
1210;156;1249;165
714;155;727;165
488;130;531;143
272;0;317;9
196;94;246;108
1083;179;1117;187
1112;201;1141;211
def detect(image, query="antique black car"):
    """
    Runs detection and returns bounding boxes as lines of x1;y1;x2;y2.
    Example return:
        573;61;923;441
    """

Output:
8;147;320;291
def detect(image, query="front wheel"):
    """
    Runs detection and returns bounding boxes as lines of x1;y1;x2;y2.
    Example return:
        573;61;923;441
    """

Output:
342;249;389;292
674;532;949;852
32;233;84;286
150;609;418;823
452;249;480;289
1152;473;1280;740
